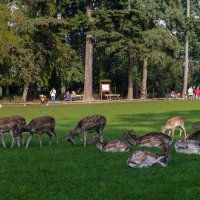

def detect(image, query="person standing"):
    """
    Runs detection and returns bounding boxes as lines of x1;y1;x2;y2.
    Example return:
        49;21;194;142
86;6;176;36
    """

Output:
188;86;193;100
50;87;56;103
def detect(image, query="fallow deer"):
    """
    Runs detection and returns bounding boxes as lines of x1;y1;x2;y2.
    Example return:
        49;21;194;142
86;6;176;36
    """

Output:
127;144;170;168
175;139;200;154
21;116;58;149
91;136;131;152
123;131;172;149
65;114;106;147
161;116;187;139
0;116;26;148
186;130;200;140
192;122;200;130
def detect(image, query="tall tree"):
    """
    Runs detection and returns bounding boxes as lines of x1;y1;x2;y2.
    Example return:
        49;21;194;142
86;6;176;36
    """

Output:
83;0;94;101
182;0;190;98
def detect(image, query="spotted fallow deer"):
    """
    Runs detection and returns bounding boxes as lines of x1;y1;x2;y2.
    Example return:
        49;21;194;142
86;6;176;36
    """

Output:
21;116;58;149
65;114;106;147
91;136;131;152
161;116;187;139
0;116;26;148
186;130;200;141
123;131;172;149
175;140;200;154
127;144;170;168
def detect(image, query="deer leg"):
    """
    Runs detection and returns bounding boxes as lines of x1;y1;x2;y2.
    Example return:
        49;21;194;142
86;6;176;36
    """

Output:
168;130;171;136
50;128;58;144
25;134;33;149
38;132;42;148
172;128;175;137
83;131;87;147
47;131;52;146
179;127;182;137
17;137;20;147
10;130;16;148
0;132;6;148
180;125;187;139
97;129;103;142
20;134;24;146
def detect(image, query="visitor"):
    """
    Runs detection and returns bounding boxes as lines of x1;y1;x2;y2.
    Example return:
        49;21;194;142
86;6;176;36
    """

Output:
188;86;193;100
50;87;56;103
70;91;76;101
170;91;176;98
195;87;200;100
64;91;71;101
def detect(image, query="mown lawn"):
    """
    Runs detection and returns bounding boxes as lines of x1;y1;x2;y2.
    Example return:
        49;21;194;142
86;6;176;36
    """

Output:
0;100;200;200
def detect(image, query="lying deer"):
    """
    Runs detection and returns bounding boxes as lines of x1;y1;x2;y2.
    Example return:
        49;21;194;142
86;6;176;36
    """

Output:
91;136;131;152
192;122;200;130
161;116;187;139
123;131;172;149
175;139;200;154
21;116;58;149
65;114;106;147
0;116;26;148
186;130;200;140
127;144;170;168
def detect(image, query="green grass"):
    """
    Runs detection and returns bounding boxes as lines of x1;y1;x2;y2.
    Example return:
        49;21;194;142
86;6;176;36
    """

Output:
1;100;200;200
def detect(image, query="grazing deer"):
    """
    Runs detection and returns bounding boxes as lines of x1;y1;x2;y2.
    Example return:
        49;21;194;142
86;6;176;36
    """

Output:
91;136;131;152
0;116;26;148
21;116;58;149
123;131;172;148
127;144;170;168
161;116;187;139
65;114;106;147
186;130;200;140
175;140;200;154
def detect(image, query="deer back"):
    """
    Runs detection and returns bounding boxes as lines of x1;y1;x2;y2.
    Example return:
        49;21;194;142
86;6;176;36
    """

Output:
0;116;26;134
186;130;200;140
24;116;55;132
77;114;106;132
103;140;130;152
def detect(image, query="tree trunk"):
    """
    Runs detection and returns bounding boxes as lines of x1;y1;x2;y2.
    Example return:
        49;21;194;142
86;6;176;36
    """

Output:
83;0;94;101
141;57;148;99
182;0;190;99
0;86;3;96
22;81;29;102
127;53;133;99
61;81;66;95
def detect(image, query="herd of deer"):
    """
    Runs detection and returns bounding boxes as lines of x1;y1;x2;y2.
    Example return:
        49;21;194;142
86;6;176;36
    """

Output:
1;114;200;168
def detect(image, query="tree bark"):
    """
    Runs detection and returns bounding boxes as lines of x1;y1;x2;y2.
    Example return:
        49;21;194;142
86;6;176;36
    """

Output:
141;57;148;99
22;81;30;102
182;0;190;99
83;0;94;101
61;80;66;95
127;53;133;99
0;86;3;96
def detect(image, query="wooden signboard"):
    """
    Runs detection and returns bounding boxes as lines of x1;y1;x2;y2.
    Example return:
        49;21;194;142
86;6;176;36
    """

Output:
100;79;111;100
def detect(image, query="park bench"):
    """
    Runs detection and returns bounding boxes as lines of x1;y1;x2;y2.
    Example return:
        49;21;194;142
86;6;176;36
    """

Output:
105;94;120;100
75;94;83;100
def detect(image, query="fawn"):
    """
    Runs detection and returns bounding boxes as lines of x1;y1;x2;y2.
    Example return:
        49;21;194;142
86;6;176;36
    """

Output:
161;116;187;139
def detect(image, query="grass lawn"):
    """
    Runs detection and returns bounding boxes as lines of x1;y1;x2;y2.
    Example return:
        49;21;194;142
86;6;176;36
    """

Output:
0;100;200;200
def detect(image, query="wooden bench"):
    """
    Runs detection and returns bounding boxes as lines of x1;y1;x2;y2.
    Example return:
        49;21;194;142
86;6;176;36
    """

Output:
105;94;120;100
75;95;83;100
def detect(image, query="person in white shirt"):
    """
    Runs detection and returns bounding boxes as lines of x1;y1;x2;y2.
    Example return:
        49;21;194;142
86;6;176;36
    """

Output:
50;87;56;103
188;86;193;100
